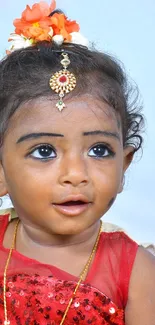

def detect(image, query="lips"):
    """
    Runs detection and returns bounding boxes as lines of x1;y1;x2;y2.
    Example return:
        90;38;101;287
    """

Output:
52;195;92;216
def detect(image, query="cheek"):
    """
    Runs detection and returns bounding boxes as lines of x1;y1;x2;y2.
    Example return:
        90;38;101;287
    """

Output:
90;165;121;215
4;169;53;215
3;157;57;202
90;159;123;189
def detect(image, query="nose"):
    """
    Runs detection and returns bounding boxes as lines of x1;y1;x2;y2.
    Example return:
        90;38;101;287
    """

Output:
58;154;89;187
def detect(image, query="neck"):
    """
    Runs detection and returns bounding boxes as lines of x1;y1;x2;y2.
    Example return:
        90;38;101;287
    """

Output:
17;220;101;248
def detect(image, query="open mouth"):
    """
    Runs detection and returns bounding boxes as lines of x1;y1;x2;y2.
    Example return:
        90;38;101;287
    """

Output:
52;198;91;216
57;200;87;206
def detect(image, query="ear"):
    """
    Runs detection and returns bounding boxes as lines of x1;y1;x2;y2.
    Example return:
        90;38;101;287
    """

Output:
123;145;135;172
118;146;135;193
0;162;8;197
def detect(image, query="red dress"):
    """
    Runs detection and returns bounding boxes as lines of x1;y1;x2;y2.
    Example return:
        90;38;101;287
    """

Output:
0;215;138;325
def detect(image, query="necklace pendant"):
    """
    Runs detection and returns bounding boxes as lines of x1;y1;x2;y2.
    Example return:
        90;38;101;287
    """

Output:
4;320;10;325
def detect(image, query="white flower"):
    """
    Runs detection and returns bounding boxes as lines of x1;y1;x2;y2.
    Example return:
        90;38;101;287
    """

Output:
8;33;34;52
52;35;64;46
70;32;89;47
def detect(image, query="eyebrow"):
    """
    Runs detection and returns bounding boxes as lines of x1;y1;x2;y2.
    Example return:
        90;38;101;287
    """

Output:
83;130;120;141
16;132;64;144
16;129;120;144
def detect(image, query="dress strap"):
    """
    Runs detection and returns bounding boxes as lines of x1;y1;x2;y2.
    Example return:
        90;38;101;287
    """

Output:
0;214;10;246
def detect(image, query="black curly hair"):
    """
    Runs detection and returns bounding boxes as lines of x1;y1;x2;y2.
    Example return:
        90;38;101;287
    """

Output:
0;41;144;151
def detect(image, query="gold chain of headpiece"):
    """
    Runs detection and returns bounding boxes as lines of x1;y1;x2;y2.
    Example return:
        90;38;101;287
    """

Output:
3;219;102;325
49;52;76;111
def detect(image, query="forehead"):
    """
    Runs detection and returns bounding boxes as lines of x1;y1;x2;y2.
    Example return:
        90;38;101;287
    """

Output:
6;94;121;136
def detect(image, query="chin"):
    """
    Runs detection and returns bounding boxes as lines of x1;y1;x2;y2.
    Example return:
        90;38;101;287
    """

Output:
44;218;91;236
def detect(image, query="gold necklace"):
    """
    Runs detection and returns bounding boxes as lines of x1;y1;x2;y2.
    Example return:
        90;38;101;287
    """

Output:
3;219;102;325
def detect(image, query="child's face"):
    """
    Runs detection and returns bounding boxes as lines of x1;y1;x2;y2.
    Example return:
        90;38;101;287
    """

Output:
0;94;133;235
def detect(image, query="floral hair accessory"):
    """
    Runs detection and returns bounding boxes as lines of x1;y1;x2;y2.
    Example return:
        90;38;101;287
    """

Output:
8;0;89;52
49;52;76;111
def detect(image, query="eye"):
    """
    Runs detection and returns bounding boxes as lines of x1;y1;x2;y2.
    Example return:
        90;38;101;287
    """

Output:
88;144;114;158
30;145;56;160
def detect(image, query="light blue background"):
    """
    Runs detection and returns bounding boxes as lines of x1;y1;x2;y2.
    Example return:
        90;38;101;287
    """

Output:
0;0;154;242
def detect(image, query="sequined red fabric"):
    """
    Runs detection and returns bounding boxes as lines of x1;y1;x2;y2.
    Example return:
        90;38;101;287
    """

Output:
0;273;124;325
0;215;138;325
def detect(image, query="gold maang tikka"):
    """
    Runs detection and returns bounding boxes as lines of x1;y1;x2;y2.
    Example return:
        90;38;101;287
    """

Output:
49;52;76;111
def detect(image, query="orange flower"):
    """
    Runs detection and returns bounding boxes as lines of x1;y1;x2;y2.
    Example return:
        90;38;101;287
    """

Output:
22;1;56;22
24;26;52;41
50;13;79;41
64;18;80;34
11;0;80;44
13;1;56;39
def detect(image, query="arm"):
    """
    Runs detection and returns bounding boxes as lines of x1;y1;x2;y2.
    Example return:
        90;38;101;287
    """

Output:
125;246;155;324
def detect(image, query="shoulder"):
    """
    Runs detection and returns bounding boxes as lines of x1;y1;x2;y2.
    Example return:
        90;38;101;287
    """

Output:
102;222;137;242
101;225;138;251
125;246;155;324
98;225;138;307
100;228;138;278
